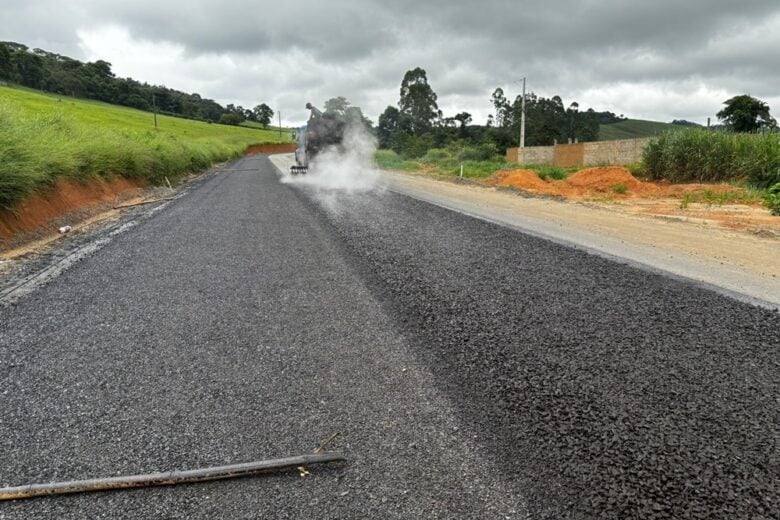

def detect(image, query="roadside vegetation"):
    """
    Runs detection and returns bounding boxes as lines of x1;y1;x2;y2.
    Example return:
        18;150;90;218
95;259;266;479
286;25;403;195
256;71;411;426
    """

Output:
0;86;290;210
643;128;780;187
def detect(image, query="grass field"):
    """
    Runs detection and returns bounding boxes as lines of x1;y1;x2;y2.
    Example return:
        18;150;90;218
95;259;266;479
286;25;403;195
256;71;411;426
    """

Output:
598;119;677;141
0;85;292;209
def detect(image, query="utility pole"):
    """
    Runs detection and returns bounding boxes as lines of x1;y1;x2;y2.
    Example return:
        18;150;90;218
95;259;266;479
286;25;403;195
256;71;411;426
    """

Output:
278;110;282;140
152;94;158;130
520;77;526;148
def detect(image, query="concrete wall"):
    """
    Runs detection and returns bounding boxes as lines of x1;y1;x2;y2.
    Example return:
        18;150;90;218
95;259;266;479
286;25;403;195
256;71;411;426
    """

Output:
582;138;651;166
506;137;650;167
506;146;555;165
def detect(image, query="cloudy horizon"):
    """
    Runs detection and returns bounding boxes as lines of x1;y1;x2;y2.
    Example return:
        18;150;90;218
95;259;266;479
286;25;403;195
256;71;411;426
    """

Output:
3;0;779;127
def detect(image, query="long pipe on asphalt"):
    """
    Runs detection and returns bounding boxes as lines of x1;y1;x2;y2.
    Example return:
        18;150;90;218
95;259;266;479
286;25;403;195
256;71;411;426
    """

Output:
0;452;346;501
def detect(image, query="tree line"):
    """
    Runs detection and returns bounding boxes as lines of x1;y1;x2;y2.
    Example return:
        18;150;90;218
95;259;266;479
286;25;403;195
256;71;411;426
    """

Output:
0;41;274;127
375;67;602;159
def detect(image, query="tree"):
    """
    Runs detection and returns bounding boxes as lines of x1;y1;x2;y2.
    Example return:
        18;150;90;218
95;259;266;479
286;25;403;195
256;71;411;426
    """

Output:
218;113;243;126
377;105;402;149
716;95;776;132
491;88;510;127
252;103;274;127
0;43;12;80
399;67;439;135
324;96;350;116
12;51;44;88
452;112;472;128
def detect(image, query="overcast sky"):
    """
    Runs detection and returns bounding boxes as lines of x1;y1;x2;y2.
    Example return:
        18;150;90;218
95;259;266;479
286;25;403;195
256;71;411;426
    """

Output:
3;0;779;126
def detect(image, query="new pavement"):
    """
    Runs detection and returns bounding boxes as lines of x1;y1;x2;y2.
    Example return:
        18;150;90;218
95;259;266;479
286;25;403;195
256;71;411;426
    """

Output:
1;155;778;519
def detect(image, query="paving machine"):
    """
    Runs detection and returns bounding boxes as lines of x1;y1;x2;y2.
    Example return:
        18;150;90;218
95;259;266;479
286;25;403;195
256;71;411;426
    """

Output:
290;103;346;174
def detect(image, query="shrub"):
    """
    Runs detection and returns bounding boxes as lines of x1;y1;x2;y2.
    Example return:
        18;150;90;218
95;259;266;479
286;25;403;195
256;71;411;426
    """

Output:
449;141;499;162
533;165;571;181
765;183;780;216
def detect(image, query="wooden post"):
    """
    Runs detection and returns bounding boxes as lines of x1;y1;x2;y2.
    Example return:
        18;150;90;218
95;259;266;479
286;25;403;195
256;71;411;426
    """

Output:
153;94;158;130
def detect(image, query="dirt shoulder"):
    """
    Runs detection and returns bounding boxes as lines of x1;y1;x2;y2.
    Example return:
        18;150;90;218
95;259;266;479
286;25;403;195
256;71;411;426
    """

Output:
381;170;780;309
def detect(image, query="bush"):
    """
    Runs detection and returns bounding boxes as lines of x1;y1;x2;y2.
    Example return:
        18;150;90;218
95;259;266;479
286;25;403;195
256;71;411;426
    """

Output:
218;113;244;126
449;141;500;162
374;150;421;171
643;128;780;187
532;165;571;181
390;132;433;159
765;183;780;216
420;148;452;163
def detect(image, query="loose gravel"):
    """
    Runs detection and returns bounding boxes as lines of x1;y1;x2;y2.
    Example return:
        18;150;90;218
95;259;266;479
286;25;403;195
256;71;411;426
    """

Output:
0;156;526;519
295;182;780;519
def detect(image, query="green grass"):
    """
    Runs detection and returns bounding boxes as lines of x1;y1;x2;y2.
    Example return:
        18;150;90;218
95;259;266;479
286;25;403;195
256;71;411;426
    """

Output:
612;183;628;194
0;85;292;209
643;128;780;187
375;147;510;179
239;120;293;133
679;188;765;209
527;165;575;180
374;150;422;171
598;119;677;141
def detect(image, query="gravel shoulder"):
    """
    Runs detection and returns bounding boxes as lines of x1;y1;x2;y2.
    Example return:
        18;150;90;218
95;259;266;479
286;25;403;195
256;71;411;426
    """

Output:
384;170;780;309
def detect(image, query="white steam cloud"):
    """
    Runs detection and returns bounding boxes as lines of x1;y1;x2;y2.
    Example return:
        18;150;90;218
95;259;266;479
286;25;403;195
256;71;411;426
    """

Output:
283;122;381;193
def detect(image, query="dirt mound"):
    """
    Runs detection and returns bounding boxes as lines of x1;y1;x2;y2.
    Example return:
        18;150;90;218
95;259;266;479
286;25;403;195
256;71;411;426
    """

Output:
244;143;297;155
493;169;550;191
565;167;643;190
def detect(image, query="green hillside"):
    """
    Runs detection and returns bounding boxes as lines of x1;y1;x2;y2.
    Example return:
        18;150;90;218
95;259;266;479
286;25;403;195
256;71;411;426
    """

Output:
598;119;677;141
0;85;292;209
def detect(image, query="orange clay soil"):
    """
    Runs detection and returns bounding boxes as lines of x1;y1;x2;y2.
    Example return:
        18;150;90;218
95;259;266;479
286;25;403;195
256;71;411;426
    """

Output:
489;167;779;236
0;176;146;246
491;166;752;200
244;143;297;155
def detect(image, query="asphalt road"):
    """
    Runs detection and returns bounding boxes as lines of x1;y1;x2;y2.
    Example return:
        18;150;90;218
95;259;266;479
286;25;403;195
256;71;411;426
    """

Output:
1;155;778;519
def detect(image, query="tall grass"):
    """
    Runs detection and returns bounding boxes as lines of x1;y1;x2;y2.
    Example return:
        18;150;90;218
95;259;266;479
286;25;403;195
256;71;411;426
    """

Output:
0;86;290;210
374;150;421;171
643;128;780;187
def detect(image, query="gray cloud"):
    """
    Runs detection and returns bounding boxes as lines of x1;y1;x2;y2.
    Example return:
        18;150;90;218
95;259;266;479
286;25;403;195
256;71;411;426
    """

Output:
2;0;779;125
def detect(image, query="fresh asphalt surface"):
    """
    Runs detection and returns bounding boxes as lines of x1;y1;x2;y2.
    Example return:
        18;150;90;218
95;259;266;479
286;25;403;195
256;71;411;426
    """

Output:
1;155;778;519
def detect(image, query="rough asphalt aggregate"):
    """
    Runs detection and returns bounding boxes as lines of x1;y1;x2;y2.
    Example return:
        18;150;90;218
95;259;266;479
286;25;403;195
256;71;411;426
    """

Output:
1;155;778;518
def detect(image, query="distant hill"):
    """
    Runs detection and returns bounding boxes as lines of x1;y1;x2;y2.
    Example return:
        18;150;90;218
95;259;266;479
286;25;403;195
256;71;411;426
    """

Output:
598;119;678;141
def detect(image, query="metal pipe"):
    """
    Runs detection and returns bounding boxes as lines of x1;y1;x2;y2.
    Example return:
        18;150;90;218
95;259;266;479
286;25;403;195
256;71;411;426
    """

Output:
0;452;346;501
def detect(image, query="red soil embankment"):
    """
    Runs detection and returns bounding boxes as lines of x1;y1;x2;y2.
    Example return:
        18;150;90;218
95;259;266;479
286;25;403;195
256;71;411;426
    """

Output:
244;143;297;155
0;176;145;245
